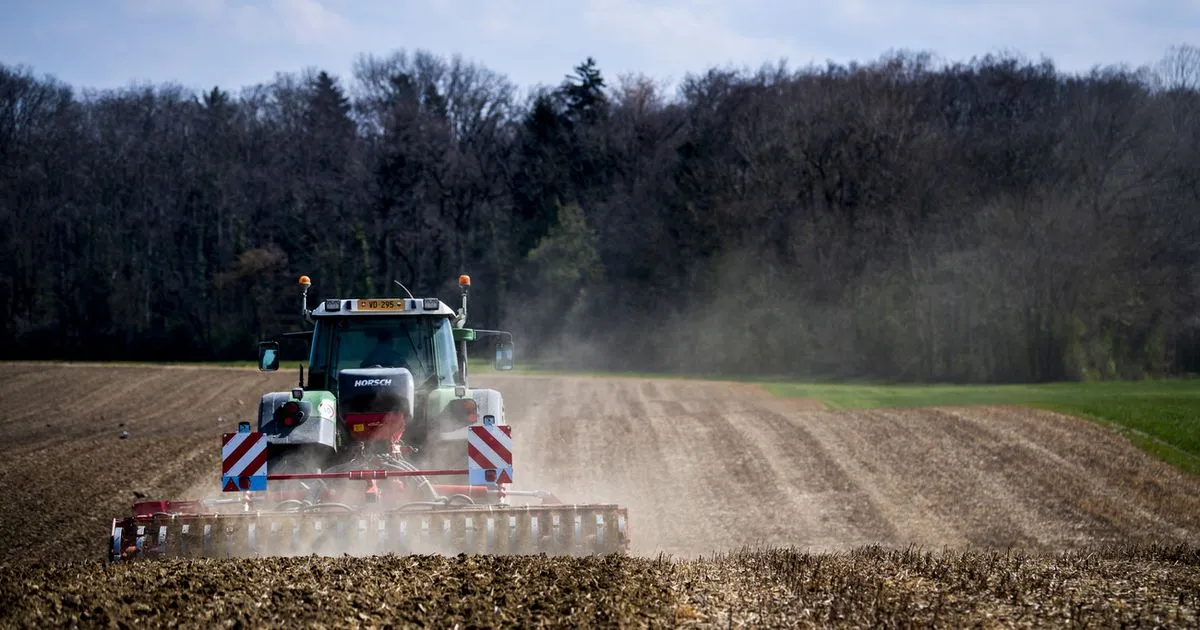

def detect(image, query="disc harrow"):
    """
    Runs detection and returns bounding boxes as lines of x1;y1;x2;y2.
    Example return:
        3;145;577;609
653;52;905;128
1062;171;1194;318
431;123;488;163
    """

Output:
111;504;630;560
108;423;630;560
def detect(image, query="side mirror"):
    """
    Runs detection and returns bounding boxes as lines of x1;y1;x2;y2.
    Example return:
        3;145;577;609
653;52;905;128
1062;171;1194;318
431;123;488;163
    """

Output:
494;340;514;371
258;341;280;372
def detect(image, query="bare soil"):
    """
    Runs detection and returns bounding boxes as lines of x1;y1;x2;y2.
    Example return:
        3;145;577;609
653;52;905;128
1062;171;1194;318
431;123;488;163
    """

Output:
0;363;295;564
1;364;1197;627
496;374;1200;557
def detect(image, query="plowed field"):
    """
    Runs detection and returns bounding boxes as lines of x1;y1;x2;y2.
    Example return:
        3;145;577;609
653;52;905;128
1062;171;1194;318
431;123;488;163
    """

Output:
1;363;1197;628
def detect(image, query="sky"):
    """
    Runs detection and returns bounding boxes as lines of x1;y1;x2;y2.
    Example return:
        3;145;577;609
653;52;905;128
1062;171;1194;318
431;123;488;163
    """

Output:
2;0;1198;96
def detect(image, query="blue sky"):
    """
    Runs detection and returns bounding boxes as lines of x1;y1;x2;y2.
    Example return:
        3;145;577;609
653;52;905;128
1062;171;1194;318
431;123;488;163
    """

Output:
3;1;1197;95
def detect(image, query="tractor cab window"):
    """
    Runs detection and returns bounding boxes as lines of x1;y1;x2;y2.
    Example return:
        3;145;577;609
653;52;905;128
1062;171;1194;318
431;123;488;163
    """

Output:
307;316;458;391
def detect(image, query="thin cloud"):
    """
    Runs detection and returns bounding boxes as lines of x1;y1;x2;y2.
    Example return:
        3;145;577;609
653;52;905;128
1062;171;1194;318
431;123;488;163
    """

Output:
123;0;352;46
9;0;1196;92
121;0;225;19
580;0;811;83
800;0;1196;72
269;0;353;46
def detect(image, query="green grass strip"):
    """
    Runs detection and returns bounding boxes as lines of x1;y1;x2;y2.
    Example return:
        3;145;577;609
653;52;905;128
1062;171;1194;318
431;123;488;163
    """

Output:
763;380;1200;475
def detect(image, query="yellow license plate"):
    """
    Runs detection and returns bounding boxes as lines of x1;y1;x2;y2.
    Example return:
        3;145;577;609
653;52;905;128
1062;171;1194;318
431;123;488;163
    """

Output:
356;299;406;311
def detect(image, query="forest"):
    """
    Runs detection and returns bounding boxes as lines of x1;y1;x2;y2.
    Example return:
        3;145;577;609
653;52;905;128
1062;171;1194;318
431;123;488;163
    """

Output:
2;45;1200;382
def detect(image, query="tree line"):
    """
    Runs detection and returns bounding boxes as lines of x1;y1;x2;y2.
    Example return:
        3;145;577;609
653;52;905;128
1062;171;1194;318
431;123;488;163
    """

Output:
3;45;1200;382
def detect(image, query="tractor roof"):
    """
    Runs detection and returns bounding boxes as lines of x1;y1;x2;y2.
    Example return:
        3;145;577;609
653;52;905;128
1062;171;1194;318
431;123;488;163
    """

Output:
311;298;456;318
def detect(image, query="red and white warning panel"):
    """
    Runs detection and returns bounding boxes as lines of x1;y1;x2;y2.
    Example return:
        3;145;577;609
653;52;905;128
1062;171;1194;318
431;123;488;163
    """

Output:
221;427;268;492
467;421;513;485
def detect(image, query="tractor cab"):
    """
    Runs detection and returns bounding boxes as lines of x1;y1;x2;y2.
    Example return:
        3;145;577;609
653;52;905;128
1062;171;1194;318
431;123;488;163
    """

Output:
301;298;462;394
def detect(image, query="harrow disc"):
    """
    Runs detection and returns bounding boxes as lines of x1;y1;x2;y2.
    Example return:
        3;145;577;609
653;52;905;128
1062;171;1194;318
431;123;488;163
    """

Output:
111;504;630;560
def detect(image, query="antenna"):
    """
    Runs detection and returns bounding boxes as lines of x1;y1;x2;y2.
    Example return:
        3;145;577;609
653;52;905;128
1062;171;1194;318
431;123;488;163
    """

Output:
393;280;415;299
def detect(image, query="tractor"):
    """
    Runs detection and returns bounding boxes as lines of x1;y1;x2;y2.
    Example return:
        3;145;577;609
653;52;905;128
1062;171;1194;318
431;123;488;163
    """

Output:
107;274;629;560
253;273;513;484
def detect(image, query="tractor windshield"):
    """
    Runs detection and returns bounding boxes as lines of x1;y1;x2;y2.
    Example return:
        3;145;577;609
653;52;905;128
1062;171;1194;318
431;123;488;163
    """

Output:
306;316;459;392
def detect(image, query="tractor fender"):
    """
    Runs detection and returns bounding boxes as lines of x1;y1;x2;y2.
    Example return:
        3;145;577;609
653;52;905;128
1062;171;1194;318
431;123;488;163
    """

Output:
434;389;506;442
257;391;339;450
470;388;506;425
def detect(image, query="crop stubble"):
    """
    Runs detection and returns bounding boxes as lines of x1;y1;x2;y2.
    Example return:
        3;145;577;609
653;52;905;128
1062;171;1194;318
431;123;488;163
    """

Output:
2;546;1196;627
0;364;1197;627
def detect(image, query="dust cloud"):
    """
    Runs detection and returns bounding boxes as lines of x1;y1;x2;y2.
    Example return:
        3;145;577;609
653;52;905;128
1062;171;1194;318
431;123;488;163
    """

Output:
475;373;1200;559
